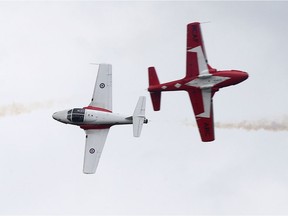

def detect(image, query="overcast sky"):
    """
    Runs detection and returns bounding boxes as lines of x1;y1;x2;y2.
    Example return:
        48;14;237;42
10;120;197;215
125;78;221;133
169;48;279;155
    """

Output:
0;1;288;215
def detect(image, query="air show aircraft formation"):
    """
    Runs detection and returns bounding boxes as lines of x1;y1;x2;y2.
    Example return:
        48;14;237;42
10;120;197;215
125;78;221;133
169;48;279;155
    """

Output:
53;22;248;173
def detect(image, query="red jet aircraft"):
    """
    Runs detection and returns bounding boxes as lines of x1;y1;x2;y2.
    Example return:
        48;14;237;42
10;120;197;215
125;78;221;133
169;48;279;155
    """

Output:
148;22;248;142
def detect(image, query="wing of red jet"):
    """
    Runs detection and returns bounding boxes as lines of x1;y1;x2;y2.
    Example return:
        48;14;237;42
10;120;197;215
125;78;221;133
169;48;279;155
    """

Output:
186;23;215;142
186;22;209;78
187;89;215;142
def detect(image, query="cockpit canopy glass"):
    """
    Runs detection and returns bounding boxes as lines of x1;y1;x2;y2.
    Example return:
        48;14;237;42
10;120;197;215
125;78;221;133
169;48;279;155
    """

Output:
67;108;85;123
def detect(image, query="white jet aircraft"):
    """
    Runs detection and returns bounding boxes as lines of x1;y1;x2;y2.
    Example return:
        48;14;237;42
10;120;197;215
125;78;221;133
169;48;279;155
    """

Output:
52;64;148;174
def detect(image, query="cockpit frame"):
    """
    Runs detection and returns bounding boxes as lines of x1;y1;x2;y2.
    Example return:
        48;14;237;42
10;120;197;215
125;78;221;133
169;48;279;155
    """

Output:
67;108;85;123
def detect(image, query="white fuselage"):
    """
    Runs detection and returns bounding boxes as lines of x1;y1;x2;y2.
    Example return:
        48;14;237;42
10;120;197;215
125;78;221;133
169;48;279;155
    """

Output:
52;108;133;127
83;110;132;125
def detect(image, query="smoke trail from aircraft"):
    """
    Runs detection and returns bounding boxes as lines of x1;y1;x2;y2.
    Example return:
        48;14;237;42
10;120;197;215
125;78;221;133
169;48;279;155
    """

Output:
183;116;288;132
0;101;55;117
215;118;288;132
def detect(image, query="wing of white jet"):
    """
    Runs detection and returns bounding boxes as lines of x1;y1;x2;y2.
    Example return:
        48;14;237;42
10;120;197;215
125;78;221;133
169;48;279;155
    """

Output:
83;64;112;174
89;64;112;111
83;129;110;174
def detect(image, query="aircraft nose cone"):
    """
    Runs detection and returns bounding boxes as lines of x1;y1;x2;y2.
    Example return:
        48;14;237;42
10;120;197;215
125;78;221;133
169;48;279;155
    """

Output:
241;71;249;81
53;110;69;124
52;112;59;120
52;112;61;121
233;70;249;84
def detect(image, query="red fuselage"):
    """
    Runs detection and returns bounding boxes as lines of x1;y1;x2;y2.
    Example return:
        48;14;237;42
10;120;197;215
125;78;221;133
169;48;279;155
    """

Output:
148;69;248;93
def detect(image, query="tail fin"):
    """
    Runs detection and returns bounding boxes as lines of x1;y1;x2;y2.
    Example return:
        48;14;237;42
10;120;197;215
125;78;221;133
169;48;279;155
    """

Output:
148;67;161;111
148;67;160;86
133;96;148;137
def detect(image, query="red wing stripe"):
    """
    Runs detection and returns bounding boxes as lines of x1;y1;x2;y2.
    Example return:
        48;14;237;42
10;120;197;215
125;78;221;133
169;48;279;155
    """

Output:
196;114;215;142
187;22;207;59
187;89;215;142
186;22;208;78
187;89;204;116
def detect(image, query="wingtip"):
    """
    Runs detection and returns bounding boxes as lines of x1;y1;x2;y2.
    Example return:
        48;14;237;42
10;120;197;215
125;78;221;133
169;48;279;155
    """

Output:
83;170;96;174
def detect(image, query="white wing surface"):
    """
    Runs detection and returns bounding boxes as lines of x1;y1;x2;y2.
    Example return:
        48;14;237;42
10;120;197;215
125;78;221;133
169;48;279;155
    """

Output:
89;64;112;111
197;88;212;118
133;96;146;137
83;129;110;174
189;46;209;77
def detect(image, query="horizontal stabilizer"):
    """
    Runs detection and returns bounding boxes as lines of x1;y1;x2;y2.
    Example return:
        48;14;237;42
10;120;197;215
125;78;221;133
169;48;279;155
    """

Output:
150;92;161;111
133;96;147;137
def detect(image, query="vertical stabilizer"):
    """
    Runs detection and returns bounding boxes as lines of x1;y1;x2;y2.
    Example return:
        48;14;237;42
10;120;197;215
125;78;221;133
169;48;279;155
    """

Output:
148;67;162;111
148;67;160;86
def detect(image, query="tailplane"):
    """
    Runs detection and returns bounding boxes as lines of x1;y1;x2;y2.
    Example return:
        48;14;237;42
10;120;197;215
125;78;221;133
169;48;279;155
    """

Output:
132;96;148;137
148;67;161;111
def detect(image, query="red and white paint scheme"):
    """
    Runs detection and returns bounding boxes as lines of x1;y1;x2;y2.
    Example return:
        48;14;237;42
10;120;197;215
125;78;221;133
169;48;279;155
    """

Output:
53;64;148;174
148;22;248;142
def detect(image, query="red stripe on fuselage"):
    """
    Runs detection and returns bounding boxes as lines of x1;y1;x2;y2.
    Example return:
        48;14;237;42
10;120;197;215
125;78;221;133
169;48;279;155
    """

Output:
79;106;113;130
83;106;112;113
80;125;112;130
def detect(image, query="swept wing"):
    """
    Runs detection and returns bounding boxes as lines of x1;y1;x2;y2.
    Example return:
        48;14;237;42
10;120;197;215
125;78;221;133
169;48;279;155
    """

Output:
186;22;209;78
89;64;112;111
83;129;110;174
186;23;215;141
188;89;214;142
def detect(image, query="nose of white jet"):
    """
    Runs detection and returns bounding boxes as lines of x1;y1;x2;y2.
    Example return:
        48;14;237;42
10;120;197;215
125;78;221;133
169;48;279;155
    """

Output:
52;112;61;121
52;111;68;124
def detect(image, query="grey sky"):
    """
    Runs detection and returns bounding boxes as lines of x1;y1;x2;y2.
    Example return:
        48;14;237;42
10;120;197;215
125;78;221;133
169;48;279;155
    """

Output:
0;1;287;214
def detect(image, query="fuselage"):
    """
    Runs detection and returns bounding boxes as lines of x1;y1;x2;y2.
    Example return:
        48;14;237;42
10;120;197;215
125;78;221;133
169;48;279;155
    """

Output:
52;107;133;130
148;69;248;93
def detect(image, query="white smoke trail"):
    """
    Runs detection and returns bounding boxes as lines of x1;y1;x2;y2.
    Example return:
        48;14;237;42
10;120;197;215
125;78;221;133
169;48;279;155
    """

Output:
183;116;288;132
215;118;288;132
0;101;55;117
